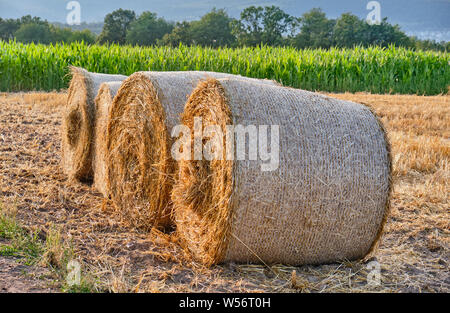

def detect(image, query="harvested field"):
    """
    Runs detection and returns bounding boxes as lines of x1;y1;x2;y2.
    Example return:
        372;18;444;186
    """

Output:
0;256;57;293
0;91;448;292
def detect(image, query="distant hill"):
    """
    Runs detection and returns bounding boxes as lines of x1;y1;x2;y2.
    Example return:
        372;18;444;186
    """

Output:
52;22;104;35
1;0;449;41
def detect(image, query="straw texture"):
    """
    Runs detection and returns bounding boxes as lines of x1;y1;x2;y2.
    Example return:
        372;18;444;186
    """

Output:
106;71;278;231
172;78;392;266
93;81;124;196
61;67;127;180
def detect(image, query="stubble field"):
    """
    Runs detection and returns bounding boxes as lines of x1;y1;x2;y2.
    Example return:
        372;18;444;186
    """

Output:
0;91;448;292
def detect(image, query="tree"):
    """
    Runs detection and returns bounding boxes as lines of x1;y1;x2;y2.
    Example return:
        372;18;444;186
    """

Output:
292;8;335;49
159;21;193;46
261;6;296;45
332;14;412;48
333;13;366;48
0;18;21;41
232;6;264;46
97;9;136;44
0;15;49;42
189;8;235;47
361;18;411;47
69;29;96;44
15;23;52;44
410;37;448;52
232;6;294;46
18;15;46;25
126;11;173;46
50;26;74;43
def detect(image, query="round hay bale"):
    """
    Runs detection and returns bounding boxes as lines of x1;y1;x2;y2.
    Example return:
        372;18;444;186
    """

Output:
61;67;127;181
106;71;278;231
93;81;124;197
171;78;392;266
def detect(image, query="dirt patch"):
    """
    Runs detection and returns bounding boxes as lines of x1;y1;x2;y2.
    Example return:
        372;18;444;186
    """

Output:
0;91;448;292
0;255;57;293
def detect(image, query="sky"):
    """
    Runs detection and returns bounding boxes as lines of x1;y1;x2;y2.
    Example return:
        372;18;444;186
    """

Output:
1;0;449;40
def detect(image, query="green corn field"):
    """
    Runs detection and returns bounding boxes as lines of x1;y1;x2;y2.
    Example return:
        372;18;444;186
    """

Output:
0;40;448;95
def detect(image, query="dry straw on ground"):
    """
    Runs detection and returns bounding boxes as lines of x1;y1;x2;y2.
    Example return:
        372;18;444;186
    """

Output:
172;78;393;267
61;67;127;181
106;71;278;231
93;81;124;197
1;92;447;292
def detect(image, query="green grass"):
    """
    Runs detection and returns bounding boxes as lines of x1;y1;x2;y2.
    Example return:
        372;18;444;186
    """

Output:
0;40;448;95
0;207;43;265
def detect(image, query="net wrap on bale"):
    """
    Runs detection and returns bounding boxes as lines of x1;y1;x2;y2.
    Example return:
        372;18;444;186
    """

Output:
172;78;392;266
93;81;124;197
61;67;127;180
106;71;278;231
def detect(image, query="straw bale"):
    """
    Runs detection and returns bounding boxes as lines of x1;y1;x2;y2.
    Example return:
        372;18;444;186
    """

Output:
93;81;124;196
61;67;127;180
106;71;278;230
172;78;392;266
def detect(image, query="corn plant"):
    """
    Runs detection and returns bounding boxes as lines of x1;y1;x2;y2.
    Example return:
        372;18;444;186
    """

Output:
0;40;448;95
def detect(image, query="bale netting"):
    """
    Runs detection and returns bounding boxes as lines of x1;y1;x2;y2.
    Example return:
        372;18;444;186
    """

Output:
106;71;278;231
61;66;127;181
93;81;124;197
171;78;392;267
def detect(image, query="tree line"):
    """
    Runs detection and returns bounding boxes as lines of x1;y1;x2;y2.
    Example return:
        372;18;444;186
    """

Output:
0;15;96;44
1;6;448;51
